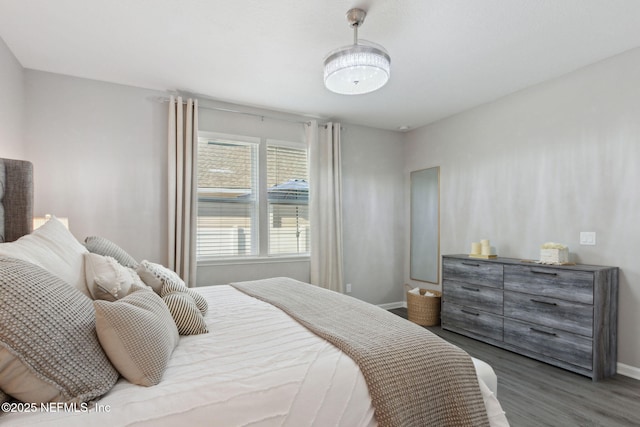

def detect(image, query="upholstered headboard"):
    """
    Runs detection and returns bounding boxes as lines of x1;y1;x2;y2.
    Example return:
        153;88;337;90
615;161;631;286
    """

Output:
0;158;33;242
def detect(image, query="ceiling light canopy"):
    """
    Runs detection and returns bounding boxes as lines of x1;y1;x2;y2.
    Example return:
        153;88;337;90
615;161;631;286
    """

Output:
323;8;390;95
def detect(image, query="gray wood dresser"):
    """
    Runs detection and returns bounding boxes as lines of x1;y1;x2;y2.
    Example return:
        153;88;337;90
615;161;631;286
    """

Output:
441;254;618;380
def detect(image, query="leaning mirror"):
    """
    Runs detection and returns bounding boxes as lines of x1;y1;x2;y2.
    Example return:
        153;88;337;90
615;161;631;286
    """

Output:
410;167;440;283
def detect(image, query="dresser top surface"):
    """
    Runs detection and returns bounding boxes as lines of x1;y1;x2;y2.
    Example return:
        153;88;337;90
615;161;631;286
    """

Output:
444;254;618;273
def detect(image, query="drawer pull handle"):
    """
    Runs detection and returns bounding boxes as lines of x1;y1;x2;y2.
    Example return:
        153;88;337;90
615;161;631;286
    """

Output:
461;309;480;316
462;262;480;267
462;286;480;292
530;299;557;306
530;269;557;276
530;327;557;337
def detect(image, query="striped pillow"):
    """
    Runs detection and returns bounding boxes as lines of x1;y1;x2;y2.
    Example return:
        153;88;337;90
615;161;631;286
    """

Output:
161;282;208;335
162;279;208;316
187;288;208;316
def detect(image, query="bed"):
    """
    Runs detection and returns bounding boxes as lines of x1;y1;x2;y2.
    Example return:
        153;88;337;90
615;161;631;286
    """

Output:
0;158;508;426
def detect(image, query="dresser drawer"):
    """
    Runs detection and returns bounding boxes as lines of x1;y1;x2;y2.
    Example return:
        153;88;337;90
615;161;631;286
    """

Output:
443;258;503;289
504;291;593;337
442;302;503;341
504;265;593;304
443;281;503;315
504;318;592;370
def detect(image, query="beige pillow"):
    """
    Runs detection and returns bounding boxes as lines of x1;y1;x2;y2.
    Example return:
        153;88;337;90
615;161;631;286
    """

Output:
0;216;90;297
84;253;135;301
161;282;208;336
0;257;118;403
136;260;186;294
94;289;179;386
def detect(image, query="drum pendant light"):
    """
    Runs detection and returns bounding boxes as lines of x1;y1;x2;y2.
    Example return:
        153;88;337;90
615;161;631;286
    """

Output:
323;8;391;95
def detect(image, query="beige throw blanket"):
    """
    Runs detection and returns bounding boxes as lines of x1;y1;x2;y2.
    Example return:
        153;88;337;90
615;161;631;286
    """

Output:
231;278;490;427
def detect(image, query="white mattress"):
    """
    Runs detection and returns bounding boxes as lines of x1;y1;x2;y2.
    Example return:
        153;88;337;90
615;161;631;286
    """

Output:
2;285;507;426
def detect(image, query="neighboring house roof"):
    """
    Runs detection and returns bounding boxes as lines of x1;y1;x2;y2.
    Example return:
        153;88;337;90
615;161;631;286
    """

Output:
197;139;308;200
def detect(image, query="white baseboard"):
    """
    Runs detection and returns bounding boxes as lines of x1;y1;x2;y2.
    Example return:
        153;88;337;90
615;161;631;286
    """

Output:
377;301;407;310
617;362;640;380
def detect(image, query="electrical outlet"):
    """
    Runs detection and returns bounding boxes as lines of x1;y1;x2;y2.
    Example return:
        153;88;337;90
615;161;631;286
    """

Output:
346;283;352;293
580;231;596;245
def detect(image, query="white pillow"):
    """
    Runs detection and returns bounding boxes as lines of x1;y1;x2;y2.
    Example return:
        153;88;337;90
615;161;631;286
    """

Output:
0;217;90;297
84;253;138;301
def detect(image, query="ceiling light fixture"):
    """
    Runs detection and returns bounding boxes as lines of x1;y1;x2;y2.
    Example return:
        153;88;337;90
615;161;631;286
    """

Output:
323;8;391;95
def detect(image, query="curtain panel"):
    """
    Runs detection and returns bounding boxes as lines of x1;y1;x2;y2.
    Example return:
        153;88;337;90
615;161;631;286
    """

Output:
168;96;198;286
308;121;344;293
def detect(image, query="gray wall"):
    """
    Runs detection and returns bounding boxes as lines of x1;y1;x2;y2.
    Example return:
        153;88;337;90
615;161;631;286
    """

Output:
404;47;640;374
342;124;405;305
0;37;25;159
23;71;168;264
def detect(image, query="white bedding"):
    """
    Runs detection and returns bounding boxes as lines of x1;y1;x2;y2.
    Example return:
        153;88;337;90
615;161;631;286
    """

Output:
1;285;507;426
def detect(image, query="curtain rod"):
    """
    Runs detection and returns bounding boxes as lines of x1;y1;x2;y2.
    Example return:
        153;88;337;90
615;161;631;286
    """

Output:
200;104;313;126
157;96;314;126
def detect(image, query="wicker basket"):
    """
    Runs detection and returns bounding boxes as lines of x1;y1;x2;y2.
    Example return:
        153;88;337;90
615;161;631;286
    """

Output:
404;284;442;326
539;248;569;264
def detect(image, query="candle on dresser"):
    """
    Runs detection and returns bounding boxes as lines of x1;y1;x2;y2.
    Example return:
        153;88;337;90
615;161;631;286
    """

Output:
471;242;481;255
481;239;491;255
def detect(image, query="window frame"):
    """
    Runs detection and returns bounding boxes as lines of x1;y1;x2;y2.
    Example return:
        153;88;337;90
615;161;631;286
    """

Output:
197;131;309;264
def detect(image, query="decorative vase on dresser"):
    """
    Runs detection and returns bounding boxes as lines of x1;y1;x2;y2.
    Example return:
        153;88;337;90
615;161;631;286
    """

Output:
441;254;618;381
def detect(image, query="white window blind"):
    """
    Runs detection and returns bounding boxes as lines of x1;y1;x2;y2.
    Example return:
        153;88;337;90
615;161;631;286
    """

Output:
197;137;257;258
267;144;309;255
196;133;309;260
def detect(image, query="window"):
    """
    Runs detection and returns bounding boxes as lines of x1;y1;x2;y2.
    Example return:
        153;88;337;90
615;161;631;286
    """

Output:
197;132;309;260
267;144;309;255
197;135;258;258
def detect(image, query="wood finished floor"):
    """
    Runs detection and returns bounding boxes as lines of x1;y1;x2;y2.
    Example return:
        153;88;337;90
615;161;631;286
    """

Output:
389;308;640;427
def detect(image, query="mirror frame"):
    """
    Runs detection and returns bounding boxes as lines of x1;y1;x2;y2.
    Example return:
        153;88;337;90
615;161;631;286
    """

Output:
410;166;440;283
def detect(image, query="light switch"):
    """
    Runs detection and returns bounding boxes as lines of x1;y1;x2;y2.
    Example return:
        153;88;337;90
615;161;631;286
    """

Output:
580;232;596;245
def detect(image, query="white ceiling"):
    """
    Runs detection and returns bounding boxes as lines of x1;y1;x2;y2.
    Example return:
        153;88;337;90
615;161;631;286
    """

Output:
2;0;640;131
